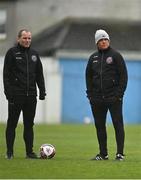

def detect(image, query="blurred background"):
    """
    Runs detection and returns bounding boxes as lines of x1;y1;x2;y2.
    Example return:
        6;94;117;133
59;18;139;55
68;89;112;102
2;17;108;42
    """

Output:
0;0;141;124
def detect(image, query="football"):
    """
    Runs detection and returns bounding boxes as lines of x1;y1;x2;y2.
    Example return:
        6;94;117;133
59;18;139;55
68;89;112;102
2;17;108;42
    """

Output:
40;144;56;159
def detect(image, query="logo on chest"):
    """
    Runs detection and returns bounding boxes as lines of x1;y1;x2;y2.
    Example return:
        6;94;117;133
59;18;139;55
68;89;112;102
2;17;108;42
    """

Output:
106;57;113;64
31;55;37;62
16;56;22;60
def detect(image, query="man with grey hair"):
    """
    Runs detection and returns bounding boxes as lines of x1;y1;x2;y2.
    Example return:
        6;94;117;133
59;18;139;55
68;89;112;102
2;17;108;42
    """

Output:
86;29;128;161
3;29;46;159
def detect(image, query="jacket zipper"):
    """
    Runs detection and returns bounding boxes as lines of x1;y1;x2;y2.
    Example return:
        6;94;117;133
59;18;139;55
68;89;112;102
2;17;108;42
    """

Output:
25;52;29;96
100;52;104;99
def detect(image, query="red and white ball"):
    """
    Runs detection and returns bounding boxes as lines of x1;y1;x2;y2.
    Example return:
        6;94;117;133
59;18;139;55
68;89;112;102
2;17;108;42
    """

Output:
40;144;56;159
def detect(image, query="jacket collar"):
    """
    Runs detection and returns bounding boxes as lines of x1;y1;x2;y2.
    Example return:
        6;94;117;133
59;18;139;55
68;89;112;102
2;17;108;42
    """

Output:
98;46;111;53
17;43;30;52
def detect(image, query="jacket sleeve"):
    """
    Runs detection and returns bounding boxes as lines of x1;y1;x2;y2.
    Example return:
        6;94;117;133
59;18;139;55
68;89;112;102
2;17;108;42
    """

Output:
85;56;93;99
36;55;46;99
115;52;128;97
3;49;14;99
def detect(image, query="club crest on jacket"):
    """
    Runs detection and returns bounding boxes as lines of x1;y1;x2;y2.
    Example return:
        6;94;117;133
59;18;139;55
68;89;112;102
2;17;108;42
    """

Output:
106;57;113;64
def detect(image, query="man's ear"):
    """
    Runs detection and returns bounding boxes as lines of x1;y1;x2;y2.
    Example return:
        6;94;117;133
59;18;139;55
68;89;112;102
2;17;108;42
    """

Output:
17;37;20;43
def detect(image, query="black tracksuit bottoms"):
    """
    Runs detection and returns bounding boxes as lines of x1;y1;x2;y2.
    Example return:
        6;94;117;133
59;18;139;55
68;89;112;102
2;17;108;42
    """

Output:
6;96;37;155
90;99;124;156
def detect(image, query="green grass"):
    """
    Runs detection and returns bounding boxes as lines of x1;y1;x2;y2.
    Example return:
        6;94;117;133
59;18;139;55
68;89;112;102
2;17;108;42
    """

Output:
0;123;141;179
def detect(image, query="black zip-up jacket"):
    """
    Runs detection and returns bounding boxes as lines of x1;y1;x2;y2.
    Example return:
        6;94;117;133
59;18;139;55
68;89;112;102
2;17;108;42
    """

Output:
3;43;46;99
86;46;128;102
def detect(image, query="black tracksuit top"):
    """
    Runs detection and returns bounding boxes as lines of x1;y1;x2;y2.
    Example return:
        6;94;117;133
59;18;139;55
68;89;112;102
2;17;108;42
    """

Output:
86;46;128;102
3;44;46;98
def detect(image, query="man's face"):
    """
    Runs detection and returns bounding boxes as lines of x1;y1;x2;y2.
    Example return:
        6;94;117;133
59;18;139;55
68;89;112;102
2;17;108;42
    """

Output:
97;38;110;50
18;31;32;48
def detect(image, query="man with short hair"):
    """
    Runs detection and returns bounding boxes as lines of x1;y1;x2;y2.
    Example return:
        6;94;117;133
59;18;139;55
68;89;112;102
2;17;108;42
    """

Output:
85;29;128;161
3;29;46;159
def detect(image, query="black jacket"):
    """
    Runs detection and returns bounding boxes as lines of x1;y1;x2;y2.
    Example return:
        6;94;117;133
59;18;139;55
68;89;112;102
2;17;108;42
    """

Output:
3;44;46;99
85;46;128;102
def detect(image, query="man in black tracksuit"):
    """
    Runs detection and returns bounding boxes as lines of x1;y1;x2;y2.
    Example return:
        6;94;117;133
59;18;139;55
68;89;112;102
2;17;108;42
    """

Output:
86;29;128;161
3;29;46;159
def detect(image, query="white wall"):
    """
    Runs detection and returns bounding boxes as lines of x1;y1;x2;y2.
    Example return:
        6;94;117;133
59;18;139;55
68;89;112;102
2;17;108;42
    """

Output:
0;59;7;123
0;57;62;124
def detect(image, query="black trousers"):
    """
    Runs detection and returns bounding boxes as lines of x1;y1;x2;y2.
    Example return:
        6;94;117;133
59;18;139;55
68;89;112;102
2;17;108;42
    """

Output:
90;99;124;156
6;96;37;155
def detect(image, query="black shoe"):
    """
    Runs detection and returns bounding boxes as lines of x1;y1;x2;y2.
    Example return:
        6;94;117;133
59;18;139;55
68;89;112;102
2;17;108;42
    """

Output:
91;154;109;160
26;152;38;159
115;154;124;161
6;152;14;160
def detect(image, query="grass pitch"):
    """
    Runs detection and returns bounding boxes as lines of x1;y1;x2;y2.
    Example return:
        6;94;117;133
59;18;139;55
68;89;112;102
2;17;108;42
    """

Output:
0;123;141;179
